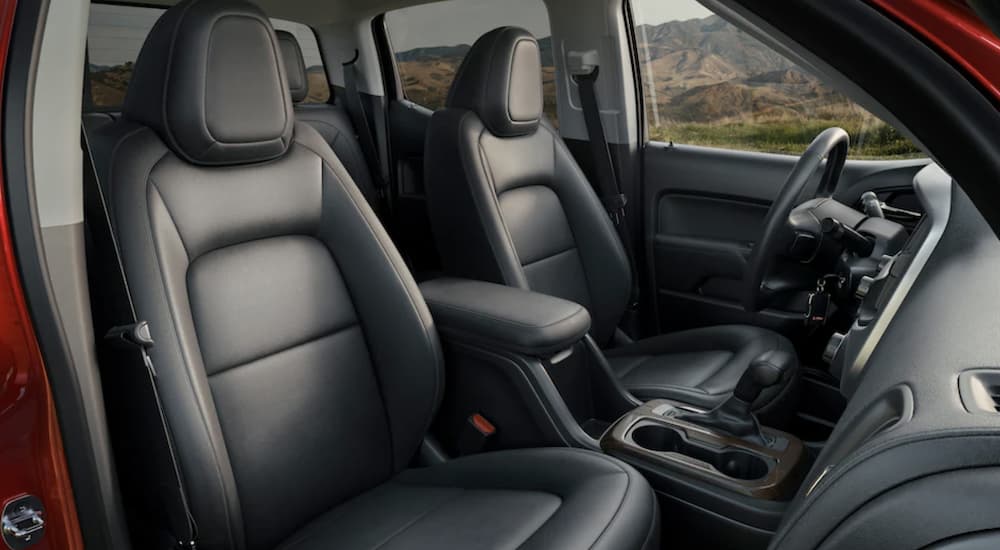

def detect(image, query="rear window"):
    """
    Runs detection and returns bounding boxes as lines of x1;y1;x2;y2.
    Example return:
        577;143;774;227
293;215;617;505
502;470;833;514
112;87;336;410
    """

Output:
86;5;330;110
270;20;330;104
384;0;556;121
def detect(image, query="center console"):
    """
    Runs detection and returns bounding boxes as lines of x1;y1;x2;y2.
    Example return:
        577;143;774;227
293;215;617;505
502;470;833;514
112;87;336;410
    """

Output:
419;277;811;549
602;399;805;500
602;349;807;500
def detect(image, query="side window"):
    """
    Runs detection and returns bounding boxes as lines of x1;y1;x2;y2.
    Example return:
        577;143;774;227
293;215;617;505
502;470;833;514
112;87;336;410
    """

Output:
630;0;921;159
86;5;330;110
385;0;557;122
270;20;330;104
87;4;163;109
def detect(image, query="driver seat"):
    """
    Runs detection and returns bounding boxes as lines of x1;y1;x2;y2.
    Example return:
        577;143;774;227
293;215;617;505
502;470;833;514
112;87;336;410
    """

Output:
424;27;798;417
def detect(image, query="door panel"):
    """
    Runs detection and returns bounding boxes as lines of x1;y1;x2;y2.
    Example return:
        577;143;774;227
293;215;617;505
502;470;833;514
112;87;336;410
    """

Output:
643;142;930;335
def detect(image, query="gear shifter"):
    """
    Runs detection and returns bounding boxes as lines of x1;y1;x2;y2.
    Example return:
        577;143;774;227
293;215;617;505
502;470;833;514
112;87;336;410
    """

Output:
676;350;793;447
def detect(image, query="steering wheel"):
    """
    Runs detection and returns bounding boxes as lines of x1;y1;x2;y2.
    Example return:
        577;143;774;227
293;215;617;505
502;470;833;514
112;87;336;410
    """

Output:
743;127;849;312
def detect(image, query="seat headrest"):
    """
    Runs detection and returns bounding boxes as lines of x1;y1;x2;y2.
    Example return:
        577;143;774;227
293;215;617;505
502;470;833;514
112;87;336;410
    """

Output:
446;27;543;137
123;0;294;166
276;30;308;103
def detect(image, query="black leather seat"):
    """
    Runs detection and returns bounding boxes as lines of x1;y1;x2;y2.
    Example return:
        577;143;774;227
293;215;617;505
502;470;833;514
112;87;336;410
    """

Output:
275;30;380;207
423;26;797;415
90;2;659;549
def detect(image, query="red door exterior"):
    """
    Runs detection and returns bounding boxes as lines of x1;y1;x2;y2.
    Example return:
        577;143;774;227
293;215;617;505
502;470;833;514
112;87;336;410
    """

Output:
0;1;85;549
872;0;1000;102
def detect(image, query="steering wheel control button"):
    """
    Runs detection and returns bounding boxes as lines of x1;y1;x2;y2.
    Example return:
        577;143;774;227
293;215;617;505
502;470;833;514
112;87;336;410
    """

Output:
2;495;44;549
823;333;847;364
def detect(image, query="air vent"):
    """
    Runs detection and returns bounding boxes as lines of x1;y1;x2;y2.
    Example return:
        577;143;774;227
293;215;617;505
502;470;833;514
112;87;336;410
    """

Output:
990;385;1000;412
958;370;1000;414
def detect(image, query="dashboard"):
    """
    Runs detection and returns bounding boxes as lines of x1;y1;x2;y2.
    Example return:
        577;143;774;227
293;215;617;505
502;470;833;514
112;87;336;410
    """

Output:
769;161;1000;547
828;163;952;396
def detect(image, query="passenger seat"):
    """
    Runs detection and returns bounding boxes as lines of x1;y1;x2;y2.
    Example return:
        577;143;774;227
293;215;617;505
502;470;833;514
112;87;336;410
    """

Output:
275;30;380;207
89;2;660;548
423;27;799;420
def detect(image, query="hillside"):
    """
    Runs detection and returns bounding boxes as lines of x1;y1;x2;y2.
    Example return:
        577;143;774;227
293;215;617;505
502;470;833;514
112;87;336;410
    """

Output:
84;14;918;158
395;37;556;115
394;15;918;157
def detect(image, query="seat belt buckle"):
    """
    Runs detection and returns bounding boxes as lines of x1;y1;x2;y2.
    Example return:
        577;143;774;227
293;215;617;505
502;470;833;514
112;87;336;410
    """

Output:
457;413;495;456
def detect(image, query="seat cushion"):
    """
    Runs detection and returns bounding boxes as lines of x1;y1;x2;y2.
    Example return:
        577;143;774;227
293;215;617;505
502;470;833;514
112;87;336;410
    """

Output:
605;325;798;414
278;448;660;550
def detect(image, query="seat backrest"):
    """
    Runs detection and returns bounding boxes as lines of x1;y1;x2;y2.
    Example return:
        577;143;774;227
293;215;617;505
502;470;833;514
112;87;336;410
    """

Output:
275;29;380;206
90;2;443;548
424;26;631;346
83;111;118;135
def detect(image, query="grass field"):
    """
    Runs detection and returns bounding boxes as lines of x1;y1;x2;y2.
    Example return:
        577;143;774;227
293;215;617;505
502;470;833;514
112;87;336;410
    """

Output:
647;114;922;160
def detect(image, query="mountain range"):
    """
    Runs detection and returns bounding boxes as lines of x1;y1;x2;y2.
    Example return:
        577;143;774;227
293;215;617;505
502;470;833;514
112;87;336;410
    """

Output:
396;14;848;123
88;14;845;125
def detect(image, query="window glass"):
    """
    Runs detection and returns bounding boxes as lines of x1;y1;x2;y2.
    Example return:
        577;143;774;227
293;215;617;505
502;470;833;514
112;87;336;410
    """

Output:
87;4;162;109
630;0;921;159
271;20;330;104
86;5;330;109
385;0;557;122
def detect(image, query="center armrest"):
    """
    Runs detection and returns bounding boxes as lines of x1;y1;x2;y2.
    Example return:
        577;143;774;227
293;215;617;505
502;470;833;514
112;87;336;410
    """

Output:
419;278;591;356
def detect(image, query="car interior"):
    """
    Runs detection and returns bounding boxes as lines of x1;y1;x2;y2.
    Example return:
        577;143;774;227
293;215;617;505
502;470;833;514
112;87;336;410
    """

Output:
7;0;1000;548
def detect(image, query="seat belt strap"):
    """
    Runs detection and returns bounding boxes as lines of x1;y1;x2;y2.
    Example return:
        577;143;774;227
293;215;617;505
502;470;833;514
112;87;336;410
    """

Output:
573;67;641;316
81;128;198;550
574;67;627;225
342;51;391;203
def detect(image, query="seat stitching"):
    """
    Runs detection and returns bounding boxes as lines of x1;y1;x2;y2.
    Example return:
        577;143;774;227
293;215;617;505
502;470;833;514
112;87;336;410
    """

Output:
208;322;359;377
474;125;530;288
146;177;241;550
520;245;577;268
616;348;734;390
544;126;600;328
587;467;632;549
296;136;444;470
608;354;652;378
423;299;585;331
103;125;148;211
369;489;468;550
627;383;715;395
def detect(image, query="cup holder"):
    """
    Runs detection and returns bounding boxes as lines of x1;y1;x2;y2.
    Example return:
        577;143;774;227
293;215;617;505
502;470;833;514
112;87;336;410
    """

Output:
630;424;769;481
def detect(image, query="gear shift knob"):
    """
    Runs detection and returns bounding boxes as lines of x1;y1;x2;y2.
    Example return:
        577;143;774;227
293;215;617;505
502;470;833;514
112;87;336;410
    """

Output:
733;350;795;405
676;350;794;447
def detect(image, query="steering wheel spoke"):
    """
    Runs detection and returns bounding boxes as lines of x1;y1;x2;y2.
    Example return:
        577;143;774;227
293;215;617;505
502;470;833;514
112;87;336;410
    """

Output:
744;127;850;312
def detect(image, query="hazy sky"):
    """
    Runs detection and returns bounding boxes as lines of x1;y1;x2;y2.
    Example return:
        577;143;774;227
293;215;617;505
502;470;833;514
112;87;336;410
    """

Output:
387;0;713;51
632;0;712;27
386;0;551;51
89;0;714;65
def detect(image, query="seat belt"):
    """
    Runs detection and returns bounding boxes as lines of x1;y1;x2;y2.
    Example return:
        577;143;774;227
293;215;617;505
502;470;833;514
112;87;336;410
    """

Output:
570;52;641;333
571;53;627;224
81;128;198;550
342;51;391;207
